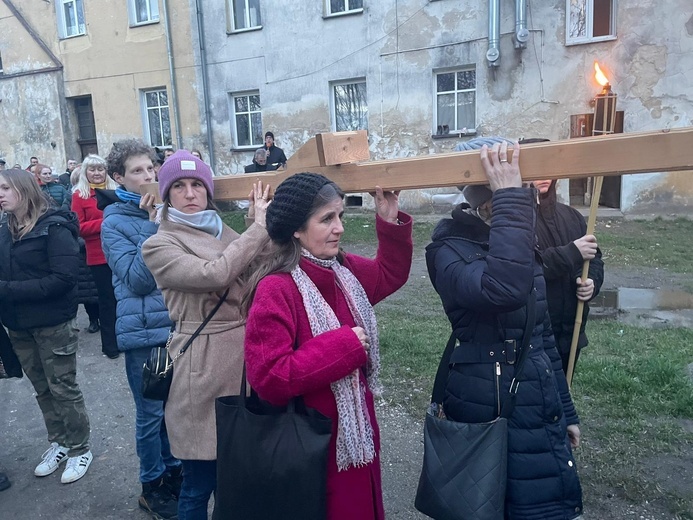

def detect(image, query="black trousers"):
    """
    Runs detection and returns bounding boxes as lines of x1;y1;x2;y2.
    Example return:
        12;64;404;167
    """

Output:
84;302;99;321
90;264;119;357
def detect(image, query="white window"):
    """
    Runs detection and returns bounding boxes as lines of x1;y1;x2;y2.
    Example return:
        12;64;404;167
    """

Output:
228;0;262;32
326;0;363;17
231;92;263;148
128;0;160;26
56;0;86;39
331;80;368;132
142;89;172;148
566;0;616;45
435;68;476;135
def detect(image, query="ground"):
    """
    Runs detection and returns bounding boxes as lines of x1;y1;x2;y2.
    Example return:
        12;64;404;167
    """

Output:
0;239;691;519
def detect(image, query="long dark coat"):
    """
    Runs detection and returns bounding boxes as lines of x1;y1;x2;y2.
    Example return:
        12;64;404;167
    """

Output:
426;188;583;520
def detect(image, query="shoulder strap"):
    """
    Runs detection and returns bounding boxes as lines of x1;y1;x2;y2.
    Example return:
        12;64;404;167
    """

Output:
176;288;230;357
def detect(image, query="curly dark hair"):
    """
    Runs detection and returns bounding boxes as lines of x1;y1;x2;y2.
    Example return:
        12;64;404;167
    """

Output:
106;139;155;179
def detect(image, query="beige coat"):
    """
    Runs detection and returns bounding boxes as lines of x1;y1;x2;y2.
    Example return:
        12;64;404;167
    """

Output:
142;219;269;460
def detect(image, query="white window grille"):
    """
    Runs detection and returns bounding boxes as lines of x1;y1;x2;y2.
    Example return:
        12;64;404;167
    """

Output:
228;0;262;32
142;89;172;148
128;0;160;26
57;0;86;39
566;0;616;45
435;68;476;135
231;92;263;148
331;80;368;132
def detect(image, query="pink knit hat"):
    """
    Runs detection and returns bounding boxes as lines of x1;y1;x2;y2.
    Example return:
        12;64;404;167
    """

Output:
157;150;214;200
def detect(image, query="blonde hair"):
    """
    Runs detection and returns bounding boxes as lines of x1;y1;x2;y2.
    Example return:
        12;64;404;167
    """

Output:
70;165;82;189
74;154;117;199
0;169;49;239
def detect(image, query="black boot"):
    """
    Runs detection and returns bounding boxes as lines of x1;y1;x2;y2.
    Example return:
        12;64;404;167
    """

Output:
87;319;100;334
0;472;11;491
163;465;183;499
139;476;178;519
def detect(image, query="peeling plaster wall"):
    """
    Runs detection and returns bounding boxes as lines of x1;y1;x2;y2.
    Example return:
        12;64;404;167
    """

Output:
200;0;693;214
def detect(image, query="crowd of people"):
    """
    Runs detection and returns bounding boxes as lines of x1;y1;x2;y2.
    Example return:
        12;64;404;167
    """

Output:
0;134;599;520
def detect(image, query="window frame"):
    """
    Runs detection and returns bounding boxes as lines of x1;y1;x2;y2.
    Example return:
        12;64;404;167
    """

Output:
324;0;364;18
141;88;173;148
56;0;86;39
330;78;368;132
433;67;477;137
227;0;263;33
230;91;263;150
127;0;160;27
565;0;617;46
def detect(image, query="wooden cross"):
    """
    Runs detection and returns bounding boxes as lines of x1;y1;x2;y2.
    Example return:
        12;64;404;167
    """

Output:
142;127;693;201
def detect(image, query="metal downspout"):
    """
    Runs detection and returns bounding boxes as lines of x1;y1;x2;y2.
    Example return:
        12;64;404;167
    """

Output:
194;0;216;172
514;0;529;49
161;0;183;149
486;0;500;68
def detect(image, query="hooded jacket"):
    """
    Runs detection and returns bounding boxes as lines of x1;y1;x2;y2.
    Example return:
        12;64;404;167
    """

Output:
0;209;80;330
536;180;604;361
98;190;172;351
426;189;583;519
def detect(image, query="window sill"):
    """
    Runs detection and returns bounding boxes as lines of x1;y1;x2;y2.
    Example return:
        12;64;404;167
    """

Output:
129;19;160;28
565;35;617;46
227;25;263;35
323;8;364;19
59;32;87;40
230;146;262;152
432;130;477;140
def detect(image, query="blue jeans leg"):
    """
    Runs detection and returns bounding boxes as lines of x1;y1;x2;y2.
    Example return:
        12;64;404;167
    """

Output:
124;348;179;483
178;459;216;520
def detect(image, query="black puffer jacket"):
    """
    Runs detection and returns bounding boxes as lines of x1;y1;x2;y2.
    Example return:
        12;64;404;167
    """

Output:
426;188;582;520
76;238;99;305
536;181;604;362
0;209;80;330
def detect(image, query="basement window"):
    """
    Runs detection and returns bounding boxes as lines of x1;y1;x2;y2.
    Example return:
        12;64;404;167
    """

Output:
566;0;616;45
325;0;364;18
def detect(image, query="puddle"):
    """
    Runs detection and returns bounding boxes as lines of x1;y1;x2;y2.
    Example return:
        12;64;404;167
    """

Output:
591;288;693;327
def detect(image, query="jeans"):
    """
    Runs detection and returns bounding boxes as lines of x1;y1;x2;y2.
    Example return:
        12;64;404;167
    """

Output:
124;348;180;483
178;459;216;520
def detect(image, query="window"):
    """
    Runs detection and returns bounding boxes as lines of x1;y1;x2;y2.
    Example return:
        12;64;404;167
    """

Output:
331;80;368;132
231;92;263;148
228;0;262;32
128;0;159;26
566;0;616;45
326;0;363;17
435;68;476;135
142;89;172;148
57;0;86;38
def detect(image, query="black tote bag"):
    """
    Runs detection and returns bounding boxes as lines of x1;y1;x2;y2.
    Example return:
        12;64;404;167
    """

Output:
213;369;332;520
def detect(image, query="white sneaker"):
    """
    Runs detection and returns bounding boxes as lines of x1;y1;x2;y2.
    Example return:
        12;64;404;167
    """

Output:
60;450;93;484
34;443;69;477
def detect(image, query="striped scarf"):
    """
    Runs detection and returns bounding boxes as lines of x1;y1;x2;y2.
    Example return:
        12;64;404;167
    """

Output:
291;249;381;471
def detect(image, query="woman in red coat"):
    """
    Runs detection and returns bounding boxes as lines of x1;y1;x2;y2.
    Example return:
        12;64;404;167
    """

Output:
243;173;413;520
71;154;120;359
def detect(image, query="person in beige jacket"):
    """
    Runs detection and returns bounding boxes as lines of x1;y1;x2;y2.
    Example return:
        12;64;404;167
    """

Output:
142;150;270;520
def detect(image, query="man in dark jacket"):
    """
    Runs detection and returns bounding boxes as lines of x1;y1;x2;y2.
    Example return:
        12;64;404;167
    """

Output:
520;139;604;375
262;131;287;168
244;148;278;173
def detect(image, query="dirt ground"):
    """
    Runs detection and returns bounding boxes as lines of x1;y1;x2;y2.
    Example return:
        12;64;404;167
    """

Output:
0;247;690;519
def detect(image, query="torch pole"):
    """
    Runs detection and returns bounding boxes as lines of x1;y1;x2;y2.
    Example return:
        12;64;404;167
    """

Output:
566;175;603;388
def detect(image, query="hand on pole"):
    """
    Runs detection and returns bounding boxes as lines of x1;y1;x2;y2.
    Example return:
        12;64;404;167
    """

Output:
576;277;595;301
573;234;598;260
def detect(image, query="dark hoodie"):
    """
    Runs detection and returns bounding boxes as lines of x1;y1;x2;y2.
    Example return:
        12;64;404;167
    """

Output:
535;180;604;369
0;208;80;330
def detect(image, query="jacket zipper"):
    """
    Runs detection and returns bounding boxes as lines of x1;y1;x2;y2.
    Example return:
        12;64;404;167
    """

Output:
495;362;502;416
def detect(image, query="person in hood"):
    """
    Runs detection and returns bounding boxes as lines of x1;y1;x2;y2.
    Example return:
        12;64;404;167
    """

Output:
99;139;180;520
425;137;583;519
519;138;604;376
71;154;120;357
0;168;93;485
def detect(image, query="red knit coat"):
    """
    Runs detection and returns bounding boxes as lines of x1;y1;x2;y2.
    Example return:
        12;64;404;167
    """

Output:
245;213;413;520
71;190;107;266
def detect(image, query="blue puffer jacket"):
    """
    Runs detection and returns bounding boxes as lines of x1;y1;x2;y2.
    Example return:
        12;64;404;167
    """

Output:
99;191;172;351
426;188;583;520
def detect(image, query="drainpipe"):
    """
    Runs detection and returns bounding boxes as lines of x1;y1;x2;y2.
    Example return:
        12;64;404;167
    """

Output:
486;0;500;68
194;0;216;172
514;0;529;49
161;0;183;149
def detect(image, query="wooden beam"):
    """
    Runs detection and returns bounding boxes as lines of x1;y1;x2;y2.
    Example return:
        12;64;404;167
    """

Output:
141;127;693;201
315;130;370;166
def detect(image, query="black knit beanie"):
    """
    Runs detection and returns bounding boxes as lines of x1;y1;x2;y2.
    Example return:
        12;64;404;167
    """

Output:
266;172;335;244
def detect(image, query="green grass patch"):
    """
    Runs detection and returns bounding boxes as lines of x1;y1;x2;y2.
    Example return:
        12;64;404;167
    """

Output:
596;218;693;272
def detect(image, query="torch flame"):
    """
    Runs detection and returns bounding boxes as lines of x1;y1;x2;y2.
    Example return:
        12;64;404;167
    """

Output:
594;62;610;87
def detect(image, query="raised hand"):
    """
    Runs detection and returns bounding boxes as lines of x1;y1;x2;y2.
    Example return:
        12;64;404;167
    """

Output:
372;186;400;224
479;141;522;192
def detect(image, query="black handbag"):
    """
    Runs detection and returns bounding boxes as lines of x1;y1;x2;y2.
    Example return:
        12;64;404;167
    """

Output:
415;290;536;520
212;367;332;520
141;288;228;401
